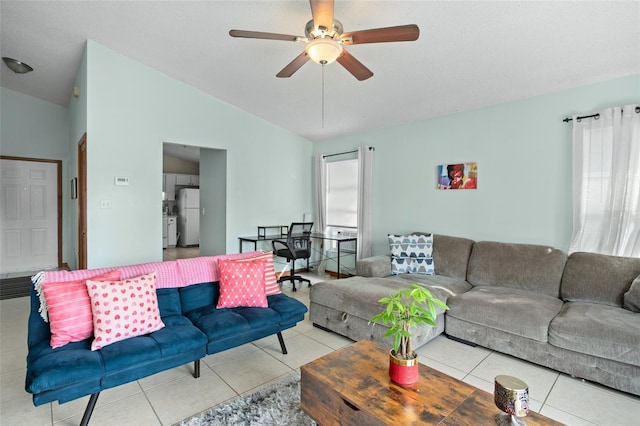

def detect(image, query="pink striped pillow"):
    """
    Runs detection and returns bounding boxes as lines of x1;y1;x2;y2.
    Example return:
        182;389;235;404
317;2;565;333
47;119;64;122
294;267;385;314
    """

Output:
232;252;280;296
42;269;122;348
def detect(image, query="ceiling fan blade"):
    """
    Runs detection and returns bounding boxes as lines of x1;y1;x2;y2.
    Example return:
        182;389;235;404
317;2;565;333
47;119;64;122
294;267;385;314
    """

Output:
229;30;300;42
276;52;310;78
340;24;419;45
336;49;373;81
310;0;334;32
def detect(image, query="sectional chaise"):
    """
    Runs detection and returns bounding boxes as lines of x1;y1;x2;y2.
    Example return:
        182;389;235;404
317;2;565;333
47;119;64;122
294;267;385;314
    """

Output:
309;233;640;396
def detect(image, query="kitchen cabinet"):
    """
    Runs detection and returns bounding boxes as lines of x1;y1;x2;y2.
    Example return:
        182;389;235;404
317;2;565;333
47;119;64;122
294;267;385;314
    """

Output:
175;174;199;186
163;173;198;201
163;173;176;200
167;216;177;248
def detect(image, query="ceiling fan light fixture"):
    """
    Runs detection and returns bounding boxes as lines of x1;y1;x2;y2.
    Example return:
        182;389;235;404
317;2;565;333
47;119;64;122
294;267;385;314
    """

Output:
305;38;343;65
2;57;34;74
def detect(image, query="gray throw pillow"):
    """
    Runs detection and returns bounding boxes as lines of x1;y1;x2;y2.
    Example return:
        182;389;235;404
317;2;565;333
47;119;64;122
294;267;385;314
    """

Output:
623;275;640;313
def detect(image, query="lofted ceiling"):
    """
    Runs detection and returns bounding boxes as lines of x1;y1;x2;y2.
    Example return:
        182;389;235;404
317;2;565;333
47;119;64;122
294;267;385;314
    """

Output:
1;1;638;143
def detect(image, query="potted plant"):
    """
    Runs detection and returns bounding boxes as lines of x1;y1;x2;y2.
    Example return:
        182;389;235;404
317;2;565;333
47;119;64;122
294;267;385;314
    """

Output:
370;283;449;386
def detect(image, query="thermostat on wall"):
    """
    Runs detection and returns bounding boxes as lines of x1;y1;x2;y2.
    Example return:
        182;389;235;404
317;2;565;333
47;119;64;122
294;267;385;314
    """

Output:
114;176;130;186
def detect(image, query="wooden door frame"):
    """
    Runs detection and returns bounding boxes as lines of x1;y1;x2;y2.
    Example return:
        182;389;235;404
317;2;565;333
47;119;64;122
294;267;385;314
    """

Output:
78;134;87;270
0;155;64;268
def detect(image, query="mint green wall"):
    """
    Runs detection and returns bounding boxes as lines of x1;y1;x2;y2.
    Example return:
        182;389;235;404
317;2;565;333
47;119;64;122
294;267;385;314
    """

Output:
314;74;640;255
84;41;313;268
66;45;88;269
1;88;69;159
0;87;75;266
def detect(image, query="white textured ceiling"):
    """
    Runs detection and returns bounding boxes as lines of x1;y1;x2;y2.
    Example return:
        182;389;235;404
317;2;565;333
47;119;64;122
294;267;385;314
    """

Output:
1;1;639;143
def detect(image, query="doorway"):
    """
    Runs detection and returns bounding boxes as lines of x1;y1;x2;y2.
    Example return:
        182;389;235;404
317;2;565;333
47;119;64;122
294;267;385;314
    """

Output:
0;156;62;273
162;142;226;257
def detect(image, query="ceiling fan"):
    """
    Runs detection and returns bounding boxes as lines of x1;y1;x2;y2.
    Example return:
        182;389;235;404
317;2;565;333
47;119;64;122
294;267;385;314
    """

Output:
229;0;419;81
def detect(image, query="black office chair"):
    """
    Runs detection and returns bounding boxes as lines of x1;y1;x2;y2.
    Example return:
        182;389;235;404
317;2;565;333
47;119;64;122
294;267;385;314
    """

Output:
272;222;313;292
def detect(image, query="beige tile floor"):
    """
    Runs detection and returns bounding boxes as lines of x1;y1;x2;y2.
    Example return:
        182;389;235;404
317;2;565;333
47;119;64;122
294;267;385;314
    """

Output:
2;271;639;425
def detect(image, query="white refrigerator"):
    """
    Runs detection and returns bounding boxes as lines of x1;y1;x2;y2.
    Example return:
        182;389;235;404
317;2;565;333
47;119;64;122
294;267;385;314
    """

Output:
177;188;199;247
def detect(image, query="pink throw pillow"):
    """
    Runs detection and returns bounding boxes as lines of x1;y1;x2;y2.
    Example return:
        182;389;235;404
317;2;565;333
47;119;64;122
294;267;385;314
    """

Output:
42;269;122;349
86;271;165;351
217;259;268;308
233;251;281;296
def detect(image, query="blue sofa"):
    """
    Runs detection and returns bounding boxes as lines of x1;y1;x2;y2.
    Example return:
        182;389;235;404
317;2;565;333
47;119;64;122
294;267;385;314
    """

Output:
25;258;308;426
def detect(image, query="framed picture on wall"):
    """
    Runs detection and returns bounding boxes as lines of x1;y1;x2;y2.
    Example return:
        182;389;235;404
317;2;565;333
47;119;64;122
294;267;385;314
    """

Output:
437;162;477;190
70;178;77;199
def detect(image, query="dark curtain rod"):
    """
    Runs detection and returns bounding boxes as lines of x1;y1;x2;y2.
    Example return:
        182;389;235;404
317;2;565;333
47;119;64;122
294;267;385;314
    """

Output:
563;106;640;123
323;146;375;158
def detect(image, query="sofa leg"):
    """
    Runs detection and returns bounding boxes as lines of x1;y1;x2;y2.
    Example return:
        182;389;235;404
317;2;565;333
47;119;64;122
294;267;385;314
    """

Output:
194;359;201;378
80;392;100;426
277;332;288;354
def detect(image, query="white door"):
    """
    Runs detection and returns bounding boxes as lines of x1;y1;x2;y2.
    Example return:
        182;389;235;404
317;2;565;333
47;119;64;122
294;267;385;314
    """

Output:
0;159;58;273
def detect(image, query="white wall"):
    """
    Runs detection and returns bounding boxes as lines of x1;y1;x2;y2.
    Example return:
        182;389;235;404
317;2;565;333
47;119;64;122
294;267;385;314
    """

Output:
0;87;74;266
314;74;640;255
84;40;313;268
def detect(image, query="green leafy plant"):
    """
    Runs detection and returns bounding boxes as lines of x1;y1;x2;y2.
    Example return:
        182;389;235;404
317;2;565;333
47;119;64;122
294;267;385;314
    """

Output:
370;283;449;360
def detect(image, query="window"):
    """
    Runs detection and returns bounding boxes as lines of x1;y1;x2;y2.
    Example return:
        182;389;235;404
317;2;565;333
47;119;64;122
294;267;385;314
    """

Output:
569;105;640;257
326;159;358;228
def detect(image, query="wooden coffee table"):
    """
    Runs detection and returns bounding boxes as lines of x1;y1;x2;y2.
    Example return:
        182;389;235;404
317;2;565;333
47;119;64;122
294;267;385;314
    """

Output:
300;340;564;425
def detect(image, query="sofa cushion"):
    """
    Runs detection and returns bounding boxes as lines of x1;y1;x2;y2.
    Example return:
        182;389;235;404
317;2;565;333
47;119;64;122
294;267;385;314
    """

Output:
217;259;268;308
25;339;103;394
266;293;309;325
432;234;475;280
186;305;280;342
43;269;121;349
561;252;640;307
86;272;165;350
156;288;181;317
549;302;640;367
446;286;564;343
623;275;640;312
467;241;566;297
99;335;162;372
356;255;393;277
310;276;447;322
146;315;207;357
179;282;217;314
395;273;472;303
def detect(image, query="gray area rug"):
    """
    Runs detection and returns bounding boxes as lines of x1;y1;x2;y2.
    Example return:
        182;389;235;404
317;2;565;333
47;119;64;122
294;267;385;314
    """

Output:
177;371;317;426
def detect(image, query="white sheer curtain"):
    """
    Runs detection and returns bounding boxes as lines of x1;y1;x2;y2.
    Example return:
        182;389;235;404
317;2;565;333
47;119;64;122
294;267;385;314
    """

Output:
569;105;640;257
357;146;374;259
314;155;328;273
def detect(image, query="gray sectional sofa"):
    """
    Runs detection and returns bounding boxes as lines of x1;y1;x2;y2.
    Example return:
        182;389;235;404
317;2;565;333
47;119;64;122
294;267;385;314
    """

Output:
309;234;640;396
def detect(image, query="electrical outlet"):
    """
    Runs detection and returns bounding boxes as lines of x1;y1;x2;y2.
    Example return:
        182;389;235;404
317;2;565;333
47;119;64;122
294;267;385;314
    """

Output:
100;200;112;209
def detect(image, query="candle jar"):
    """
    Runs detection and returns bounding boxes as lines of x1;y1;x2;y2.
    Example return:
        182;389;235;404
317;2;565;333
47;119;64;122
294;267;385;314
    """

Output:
494;375;529;426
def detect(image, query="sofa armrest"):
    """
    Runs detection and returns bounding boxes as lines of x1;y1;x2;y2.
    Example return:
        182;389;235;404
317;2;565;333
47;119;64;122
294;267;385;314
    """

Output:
356;255;392;277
